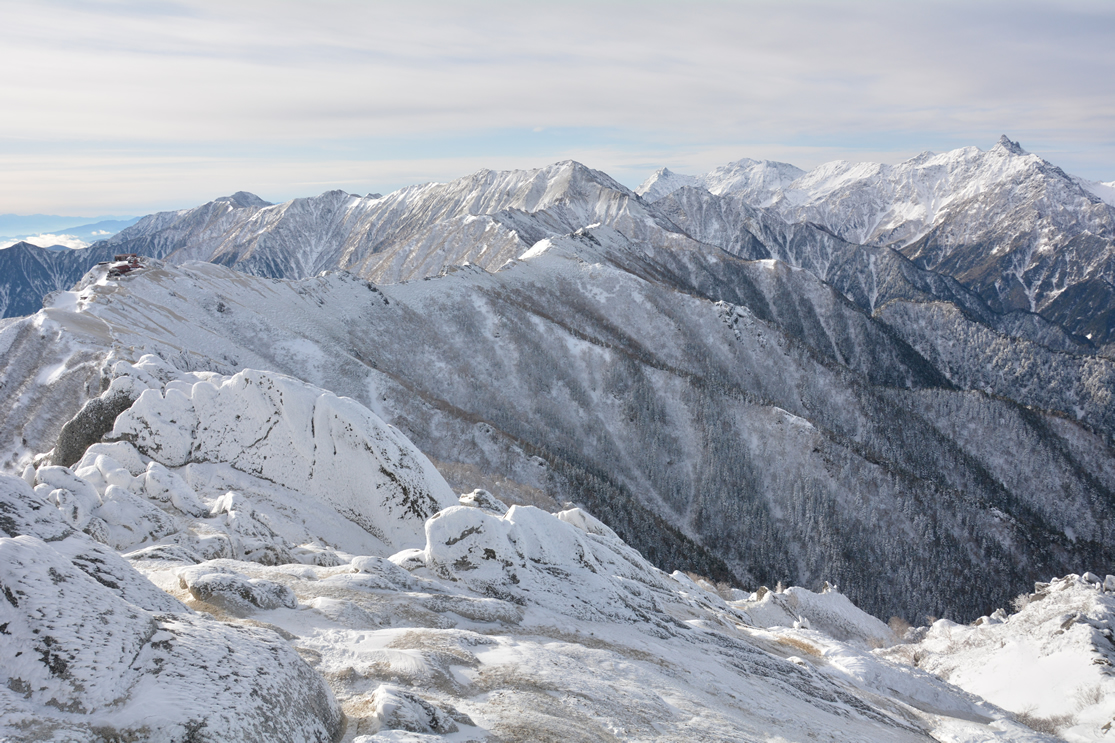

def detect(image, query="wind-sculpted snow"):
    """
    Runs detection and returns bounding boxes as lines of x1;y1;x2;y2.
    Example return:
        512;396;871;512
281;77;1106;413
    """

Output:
109;368;456;552
4;355;458;571
120;484;1045;742
735;583;895;647
408;503;692;628
0;473;343;742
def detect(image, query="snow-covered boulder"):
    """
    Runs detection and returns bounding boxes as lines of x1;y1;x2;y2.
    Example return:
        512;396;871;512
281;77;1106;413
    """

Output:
458;487;508;514
402;503;694;628
0;473;343;742
109;368;456;552
24;364;467;566
368;684;460;735
182;566;298;611
736;583;896;647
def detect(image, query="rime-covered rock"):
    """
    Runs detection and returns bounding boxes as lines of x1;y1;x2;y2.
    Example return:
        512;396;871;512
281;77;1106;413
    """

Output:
109;367;457;552
0;473;342;742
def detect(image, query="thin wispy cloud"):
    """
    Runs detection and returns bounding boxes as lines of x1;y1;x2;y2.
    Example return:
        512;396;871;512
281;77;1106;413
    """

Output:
3;0;1113;212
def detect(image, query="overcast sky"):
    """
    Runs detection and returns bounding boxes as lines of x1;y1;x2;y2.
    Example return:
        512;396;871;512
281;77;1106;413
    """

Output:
3;0;1114;215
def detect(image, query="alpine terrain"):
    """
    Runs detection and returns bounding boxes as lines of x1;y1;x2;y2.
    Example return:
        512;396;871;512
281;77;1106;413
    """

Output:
2;137;1114;741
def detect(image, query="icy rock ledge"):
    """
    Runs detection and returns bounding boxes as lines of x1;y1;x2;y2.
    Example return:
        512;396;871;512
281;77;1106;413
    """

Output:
0;473;343;742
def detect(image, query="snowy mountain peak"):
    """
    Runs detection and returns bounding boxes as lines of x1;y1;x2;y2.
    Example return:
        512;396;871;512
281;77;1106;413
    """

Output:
703;157;806;198
993;134;1028;156
635;167;700;201
636;158;805;203
1072;176;1115;207
213;191;273;209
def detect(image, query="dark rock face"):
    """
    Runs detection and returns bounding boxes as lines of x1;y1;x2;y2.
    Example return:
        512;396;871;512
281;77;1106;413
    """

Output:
53;388;138;468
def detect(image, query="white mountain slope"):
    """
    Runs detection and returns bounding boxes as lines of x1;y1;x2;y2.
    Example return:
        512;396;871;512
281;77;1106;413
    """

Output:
3;237;1114;629
0;350;1073;741
0;471;344;742
637;158;805;204
656;137;1115;344
1072;178;1115;208
880;574;1115;742
100;160;688;286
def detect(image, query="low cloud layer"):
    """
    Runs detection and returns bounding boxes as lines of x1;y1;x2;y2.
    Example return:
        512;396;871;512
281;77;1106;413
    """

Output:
0;234;89;250
3;0;1113;213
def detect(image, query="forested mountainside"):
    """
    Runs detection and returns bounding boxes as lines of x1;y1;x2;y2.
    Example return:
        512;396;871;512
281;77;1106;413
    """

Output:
4;226;1112;624
4;139;1115;741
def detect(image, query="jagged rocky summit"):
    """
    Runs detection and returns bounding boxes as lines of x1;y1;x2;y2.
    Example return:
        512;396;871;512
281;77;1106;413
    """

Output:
642;136;1115;344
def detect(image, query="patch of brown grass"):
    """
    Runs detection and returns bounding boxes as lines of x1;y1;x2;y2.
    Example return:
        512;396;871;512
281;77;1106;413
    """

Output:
777;635;821;657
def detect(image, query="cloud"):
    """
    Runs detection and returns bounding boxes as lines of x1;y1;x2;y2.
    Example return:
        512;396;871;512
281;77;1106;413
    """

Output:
0;234;90;250
2;0;1114;212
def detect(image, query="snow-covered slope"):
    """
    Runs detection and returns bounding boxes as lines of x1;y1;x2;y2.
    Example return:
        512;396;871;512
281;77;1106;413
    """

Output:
109;366;455;555
0;366;1068;740
0;472;344;741
882;573;1115;741
672;137;1115;344
637;158;805;204
1073;178;1115;208
4;240;1113;627
0;240;145;318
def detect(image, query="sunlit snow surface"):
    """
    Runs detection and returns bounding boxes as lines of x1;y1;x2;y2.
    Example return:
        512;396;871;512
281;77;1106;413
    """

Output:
1;213;1113;738
882;574;1115;742
0;350;1094;741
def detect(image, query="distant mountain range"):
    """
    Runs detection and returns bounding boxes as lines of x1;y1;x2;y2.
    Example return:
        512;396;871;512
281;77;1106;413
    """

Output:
5;137;1112;348
0;214;139;242
3;139;1114;626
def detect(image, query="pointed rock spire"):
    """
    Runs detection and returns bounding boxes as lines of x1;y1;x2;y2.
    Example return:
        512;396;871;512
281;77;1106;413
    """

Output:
994;135;1026;155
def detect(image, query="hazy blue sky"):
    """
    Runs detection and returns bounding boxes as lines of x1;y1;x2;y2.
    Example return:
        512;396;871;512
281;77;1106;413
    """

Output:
4;0;1114;214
